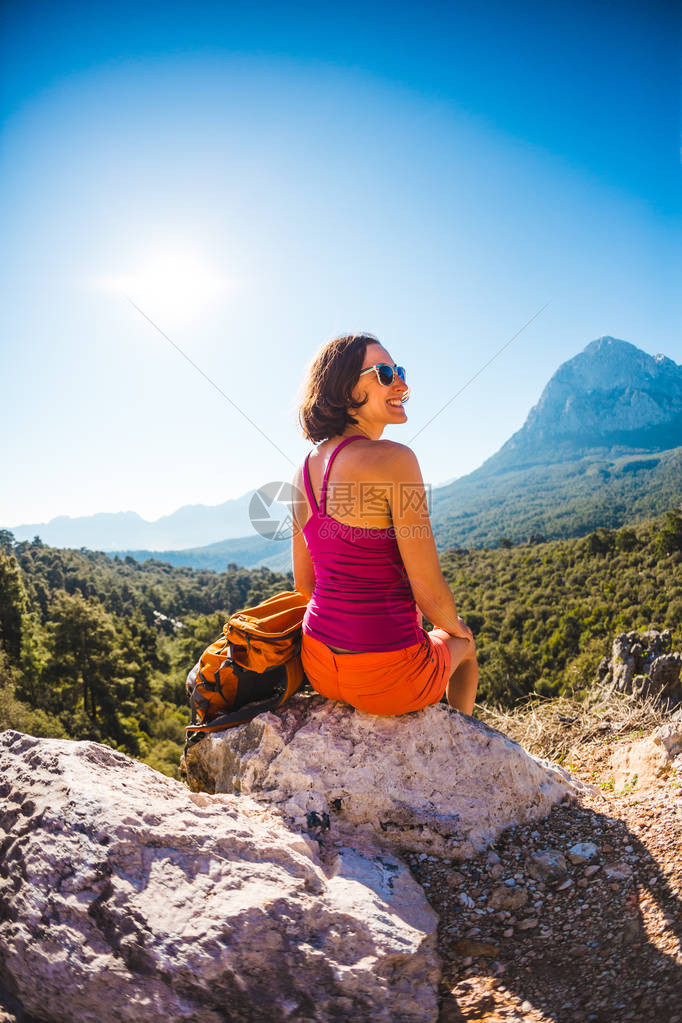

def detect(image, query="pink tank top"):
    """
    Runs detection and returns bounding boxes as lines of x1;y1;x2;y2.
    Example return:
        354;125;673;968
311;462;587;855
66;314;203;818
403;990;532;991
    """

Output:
301;435;422;652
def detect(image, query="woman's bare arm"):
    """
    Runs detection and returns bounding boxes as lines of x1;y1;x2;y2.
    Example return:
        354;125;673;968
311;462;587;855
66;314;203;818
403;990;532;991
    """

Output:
386;444;471;639
291;467;315;599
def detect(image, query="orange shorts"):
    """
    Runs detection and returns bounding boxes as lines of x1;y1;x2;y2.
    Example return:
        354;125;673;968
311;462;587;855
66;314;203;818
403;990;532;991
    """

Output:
300;628;452;716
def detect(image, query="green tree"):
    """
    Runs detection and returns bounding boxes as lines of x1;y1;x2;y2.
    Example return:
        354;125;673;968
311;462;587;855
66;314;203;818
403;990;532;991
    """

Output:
584;528;615;556
656;510;682;558
0;552;28;662
42;590;134;746
0;529;15;555
546;612;582;664
615;527;638;552
0;646;67;739
479;640;540;705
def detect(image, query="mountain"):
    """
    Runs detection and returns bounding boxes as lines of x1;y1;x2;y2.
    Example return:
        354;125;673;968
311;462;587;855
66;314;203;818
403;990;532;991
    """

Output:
7;335;681;571
8;491;267;551
476;336;682;476
110;338;682;572
428;336;682;549
111;532;293;575
429;445;682;551
114;445;682;573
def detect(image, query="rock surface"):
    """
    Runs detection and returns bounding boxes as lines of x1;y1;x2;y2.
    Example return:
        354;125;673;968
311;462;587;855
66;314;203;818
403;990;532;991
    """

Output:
181;695;592;861
0;730;440;1023
418;726;682;1023
598;629;682;708
610;709;682;790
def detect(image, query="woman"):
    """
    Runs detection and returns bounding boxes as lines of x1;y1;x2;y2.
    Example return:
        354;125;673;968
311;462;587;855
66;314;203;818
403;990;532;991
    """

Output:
291;332;479;717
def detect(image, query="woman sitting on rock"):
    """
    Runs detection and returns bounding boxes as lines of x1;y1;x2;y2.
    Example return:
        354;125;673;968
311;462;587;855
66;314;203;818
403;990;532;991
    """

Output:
291;332;480;717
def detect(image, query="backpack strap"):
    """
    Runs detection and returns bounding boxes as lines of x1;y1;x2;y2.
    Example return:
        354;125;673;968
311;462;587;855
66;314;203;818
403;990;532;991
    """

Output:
320;435;363;516
185;657;304;736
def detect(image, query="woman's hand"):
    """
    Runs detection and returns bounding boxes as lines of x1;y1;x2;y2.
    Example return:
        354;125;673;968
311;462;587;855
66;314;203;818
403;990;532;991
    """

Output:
447;617;474;642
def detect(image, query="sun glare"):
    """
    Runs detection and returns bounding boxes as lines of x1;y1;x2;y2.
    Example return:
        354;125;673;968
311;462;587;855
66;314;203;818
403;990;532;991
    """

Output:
94;244;232;324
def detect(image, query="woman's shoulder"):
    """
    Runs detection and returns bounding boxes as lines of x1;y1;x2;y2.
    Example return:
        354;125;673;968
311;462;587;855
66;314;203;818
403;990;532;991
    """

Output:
300;436;419;474
371;439;421;477
337;437;421;476
321;437;417;473
374;439;417;457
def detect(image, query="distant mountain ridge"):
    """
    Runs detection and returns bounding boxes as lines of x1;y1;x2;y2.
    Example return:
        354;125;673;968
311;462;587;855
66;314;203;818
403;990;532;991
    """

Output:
112;532;293;576
8;491;262;551
5;335;681;569
107;336;682;572
106;444;682;573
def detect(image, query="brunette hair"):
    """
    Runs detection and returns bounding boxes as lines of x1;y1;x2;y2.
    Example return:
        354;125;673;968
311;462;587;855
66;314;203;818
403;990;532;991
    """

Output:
297;333;380;443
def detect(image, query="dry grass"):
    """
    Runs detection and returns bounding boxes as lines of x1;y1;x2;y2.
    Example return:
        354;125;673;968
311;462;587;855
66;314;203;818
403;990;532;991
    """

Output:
475;686;672;763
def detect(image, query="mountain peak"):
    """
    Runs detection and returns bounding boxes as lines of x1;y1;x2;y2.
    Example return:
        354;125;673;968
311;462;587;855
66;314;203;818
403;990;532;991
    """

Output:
476;337;682;475
586;334;629;348
582;335;641;361
555;336;679;392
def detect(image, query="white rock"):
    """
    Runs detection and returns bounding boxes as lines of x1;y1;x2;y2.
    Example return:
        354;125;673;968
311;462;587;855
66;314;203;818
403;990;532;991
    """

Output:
610;729;677;791
0;731;440;1023
653;715;682;759
567;841;598;864
182;695;592;861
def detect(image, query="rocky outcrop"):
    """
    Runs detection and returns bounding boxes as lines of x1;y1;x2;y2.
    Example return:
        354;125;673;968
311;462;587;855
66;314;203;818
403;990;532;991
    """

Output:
597;629;682;708
610;709;682;791
181;695;591;861
0;698;602;1021
0;730;440;1023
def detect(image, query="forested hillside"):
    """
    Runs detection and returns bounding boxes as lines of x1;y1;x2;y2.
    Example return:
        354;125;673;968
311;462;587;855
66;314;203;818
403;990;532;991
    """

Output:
0;508;680;779
430;445;682;551
439;508;681;703
0;530;295;777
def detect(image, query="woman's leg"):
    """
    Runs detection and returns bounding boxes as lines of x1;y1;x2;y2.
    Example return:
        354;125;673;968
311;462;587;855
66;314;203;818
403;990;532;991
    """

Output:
431;628;479;716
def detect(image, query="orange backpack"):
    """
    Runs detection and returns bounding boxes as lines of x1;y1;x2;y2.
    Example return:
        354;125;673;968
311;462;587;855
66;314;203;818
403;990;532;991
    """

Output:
185;590;308;740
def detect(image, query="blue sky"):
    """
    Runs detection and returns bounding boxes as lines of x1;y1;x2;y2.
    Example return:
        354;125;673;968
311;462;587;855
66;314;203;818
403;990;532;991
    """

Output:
1;0;680;531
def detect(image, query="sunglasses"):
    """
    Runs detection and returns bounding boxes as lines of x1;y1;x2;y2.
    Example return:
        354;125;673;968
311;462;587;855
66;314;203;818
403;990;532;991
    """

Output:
358;363;407;387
